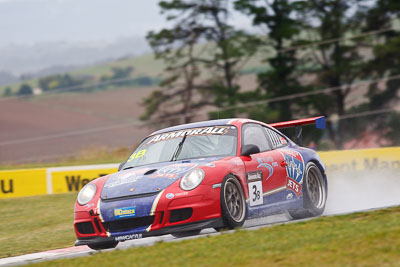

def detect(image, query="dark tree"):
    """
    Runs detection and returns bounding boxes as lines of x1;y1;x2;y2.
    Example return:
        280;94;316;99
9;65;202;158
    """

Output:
363;0;400;145
234;0;310;122
290;0;379;149
3;87;12;96
143;0;255;124
17;84;33;95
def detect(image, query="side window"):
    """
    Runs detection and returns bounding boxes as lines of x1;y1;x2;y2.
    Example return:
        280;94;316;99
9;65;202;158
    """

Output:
264;127;288;149
242;124;272;152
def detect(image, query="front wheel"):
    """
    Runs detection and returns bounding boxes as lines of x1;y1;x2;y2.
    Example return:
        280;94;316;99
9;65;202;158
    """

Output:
220;175;247;229
87;241;118;250
289;162;327;219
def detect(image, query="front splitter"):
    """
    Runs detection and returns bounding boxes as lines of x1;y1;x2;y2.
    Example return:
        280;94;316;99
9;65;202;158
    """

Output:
75;218;223;246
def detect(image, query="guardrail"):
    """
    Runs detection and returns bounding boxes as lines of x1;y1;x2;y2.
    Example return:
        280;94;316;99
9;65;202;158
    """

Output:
1;147;399;199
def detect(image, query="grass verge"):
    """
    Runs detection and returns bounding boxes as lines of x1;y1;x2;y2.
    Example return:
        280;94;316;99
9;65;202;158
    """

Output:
0;193;77;258
31;206;400;267
0;146;130;170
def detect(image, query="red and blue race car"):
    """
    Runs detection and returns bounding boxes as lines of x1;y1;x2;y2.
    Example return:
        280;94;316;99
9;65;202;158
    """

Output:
74;117;328;250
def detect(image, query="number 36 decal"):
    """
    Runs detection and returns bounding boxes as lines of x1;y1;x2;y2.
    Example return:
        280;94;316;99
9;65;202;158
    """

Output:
248;181;263;206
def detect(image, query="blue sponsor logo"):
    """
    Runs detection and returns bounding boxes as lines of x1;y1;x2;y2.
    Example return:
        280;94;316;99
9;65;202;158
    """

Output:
166;193;174;199
114;206;136;219
257;158;274;180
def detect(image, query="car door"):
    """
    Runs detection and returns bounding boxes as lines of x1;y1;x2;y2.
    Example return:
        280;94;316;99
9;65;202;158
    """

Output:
241;123;287;208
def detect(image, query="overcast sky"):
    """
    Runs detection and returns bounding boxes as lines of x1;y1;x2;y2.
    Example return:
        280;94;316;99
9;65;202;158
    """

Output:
0;0;252;46
0;0;171;46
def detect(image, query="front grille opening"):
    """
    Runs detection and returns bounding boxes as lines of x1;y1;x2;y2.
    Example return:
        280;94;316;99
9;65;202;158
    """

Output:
102;216;155;232
169;208;193;223
93;217;102;232
76;222;95;234
159;211;164;224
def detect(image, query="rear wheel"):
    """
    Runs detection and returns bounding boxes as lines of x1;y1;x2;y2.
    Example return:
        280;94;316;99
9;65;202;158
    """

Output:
219;175;247;229
289;162;327;219
171;230;201;238
87;241;118;250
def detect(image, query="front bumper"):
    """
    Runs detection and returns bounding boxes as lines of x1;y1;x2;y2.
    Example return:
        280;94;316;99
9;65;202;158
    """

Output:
74;184;222;245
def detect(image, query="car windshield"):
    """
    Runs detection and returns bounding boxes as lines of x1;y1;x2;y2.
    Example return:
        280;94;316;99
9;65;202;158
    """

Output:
123;125;238;169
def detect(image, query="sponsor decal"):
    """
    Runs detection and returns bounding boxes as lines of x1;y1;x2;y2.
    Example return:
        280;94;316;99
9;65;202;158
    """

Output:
279;149;305;197
175;192;189;197
257;158;274;180
150;163;197;179
127;149;147;163
280;137;288;145
286;192;294;200
280;149;304;184
263;156;274;162
114;206;136;219
166;193;174;199
231;158;242;166
205;163;215;167
262;156;278;167
104;169;148;188
115;234;143;242
286;177;302;197
147;126;230;144
246;171;263;182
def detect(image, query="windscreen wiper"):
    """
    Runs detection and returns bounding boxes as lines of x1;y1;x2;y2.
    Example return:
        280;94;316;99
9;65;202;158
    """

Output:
171;133;188;161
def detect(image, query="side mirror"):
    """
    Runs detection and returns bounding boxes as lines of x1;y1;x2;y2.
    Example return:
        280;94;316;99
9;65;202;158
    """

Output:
241;144;260;157
118;162;126;171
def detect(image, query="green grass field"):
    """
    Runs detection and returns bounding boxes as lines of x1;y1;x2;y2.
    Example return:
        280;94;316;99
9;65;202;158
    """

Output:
1;189;399;266
0;147;129;170
29;206;400;267
0;193;78;258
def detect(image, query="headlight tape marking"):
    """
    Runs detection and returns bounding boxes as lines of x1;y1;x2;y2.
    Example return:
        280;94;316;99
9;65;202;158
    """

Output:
147;189;165;232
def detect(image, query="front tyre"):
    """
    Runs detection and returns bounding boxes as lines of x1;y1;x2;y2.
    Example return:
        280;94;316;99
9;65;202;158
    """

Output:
219;175;247;229
88;241;118;250
289;162;327;219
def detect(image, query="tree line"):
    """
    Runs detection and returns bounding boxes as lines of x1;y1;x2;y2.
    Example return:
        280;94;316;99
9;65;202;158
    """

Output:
142;0;400;149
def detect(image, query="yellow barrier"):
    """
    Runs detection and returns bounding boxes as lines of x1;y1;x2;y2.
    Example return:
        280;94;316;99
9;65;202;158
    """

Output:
319;147;400;173
0;147;399;199
49;166;118;194
0;168;47;199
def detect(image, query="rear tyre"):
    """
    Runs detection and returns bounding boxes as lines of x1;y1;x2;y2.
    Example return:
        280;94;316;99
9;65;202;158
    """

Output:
171;230;201;238
220;175;247;229
289;162;327;219
87;241;118;250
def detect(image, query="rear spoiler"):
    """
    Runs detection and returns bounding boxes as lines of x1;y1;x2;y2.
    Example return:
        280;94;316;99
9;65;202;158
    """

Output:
269;116;325;146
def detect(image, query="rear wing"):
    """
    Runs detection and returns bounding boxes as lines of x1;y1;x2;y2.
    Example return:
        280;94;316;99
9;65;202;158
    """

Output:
269;116;325;146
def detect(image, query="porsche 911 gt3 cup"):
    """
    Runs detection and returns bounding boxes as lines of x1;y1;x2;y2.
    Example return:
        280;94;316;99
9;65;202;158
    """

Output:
74;117;327;250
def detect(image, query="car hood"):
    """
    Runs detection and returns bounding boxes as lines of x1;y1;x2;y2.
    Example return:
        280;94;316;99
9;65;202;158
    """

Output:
101;158;220;200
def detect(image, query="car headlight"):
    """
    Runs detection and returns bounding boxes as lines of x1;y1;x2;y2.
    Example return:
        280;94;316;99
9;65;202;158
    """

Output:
77;183;97;205
180;168;205;191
